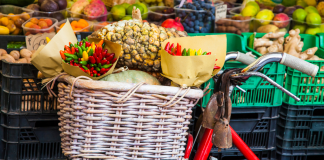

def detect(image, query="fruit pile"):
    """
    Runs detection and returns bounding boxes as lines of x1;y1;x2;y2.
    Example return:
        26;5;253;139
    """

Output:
70;0;107;21
60;38;117;77
58;19;90;32
175;0;215;33
26;0;67;21
148;7;175;25
292;6;323;35
240;1;290;33
0;12;31;35
110;3;148;21
23;18;56;35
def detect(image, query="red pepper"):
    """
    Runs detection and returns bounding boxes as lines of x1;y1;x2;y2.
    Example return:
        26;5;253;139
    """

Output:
90;74;93;77
97;73;101;77
93;52;97;59
107;54;114;62
60;50;66;60
64;45;71;54
176;43;181;56
101;59;107;65
86;64;90;68
102;49;107;58
89;56;96;64
106;61;110;64
167;50;172;55
98;54;102;62
214;65;220;69
74;63;78;66
207;52;211;55
79;41;83;46
71;47;75;54
93;70;97;74
170;43;174;52
112;58;117;64
85;41;91;47
165;42;170;51
80;67;85;72
75;47;79;54
98;47;102;56
96;57;100;64
100;68;106;74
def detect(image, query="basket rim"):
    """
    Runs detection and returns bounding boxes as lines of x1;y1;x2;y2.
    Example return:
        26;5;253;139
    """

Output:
58;75;204;99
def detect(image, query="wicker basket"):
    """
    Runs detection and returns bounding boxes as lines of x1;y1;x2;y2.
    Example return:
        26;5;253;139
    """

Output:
103;0;136;8
56;75;203;159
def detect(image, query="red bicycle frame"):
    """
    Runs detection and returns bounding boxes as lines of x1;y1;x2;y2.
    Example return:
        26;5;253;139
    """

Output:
190;126;259;160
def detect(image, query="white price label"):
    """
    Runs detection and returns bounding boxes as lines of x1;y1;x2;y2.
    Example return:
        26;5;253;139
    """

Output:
215;4;227;21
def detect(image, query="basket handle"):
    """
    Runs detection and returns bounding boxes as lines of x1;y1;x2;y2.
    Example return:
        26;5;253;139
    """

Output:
115;82;145;103
69;76;93;98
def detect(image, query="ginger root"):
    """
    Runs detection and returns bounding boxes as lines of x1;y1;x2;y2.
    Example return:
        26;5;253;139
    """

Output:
261;32;286;39
254;38;273;48
299;47;318;60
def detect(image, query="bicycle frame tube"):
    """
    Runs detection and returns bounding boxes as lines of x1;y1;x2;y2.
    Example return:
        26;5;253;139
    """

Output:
193;127;259;160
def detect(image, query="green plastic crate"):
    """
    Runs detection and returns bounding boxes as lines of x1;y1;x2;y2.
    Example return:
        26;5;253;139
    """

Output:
283;57;324;105
317;33;324;49
187;33;247;52
200;62;285;108
242;32;320;57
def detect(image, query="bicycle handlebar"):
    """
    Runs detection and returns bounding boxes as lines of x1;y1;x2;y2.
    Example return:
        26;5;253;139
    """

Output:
281;53;319;77
242;52;319;77
226;52;256;65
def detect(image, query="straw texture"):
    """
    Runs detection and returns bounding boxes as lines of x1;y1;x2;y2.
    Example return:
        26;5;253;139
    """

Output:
57;75;203;159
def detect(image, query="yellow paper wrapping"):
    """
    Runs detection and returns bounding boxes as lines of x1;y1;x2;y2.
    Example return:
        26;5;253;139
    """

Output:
160;35;226;87
31;19;122;80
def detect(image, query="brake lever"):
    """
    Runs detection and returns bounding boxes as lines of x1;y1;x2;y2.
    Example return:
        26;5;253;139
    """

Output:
231;72;300;102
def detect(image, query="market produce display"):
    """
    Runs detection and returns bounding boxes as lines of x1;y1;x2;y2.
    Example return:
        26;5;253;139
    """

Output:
175;0;215;33
91;8;188;72
110;2;148;21
93;21;110;31
70;0;107;21
239;1;291;33
148;6;175;25
291;6;323;35
216;16;251;35
60;38;116;77
57;18;90;32
0;48;33;63
161;17;184;31
0;7;32;35
253;29;319;60
26;0;68;21
22;17;57;35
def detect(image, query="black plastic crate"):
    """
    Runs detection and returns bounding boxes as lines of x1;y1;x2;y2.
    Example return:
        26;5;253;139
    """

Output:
277;103;324;149
79;32;93;41
276;145;324;160
190;148;276;160
279;103;324;119
1;60;59;114
0;35;26;53
191;106;279;151
0;112;64;159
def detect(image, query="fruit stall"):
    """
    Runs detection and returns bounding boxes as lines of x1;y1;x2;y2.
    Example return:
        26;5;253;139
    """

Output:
0;0;324;160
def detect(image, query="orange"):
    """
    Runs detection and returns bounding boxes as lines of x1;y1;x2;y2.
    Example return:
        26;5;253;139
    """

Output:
74;27;82;31
60;23;65;28
44;19;52;26
71;21;78;27
24;22;34;28
30;18;39;24
77;19;89;28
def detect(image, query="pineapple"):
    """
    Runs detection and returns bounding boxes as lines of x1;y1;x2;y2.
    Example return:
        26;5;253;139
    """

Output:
90;7;188;72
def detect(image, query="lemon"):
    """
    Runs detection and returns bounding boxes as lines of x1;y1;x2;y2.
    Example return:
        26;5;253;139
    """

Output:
111;5;126;21
305;6;319;14
293;24;307;33
241;5;259;17
256;9;274;25
305;27;321;35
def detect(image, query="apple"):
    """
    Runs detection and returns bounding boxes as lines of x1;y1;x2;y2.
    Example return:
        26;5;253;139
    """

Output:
273;13;290;28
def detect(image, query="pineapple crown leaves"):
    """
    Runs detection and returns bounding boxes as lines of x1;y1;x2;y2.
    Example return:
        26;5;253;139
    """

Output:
132;6;142;22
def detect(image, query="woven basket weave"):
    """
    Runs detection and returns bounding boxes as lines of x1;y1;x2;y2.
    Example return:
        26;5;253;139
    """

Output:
103;0;136;7
56;75;203;159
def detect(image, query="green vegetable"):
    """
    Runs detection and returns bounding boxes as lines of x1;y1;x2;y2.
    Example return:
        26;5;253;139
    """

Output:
66;57;72;61
96;67;100;72
64;53;78;60
102;64;112;69
77;46;82;58
80;61;87;65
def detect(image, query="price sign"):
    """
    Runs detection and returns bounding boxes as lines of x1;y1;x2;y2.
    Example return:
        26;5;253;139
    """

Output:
215;4;227;21
25;32;55;51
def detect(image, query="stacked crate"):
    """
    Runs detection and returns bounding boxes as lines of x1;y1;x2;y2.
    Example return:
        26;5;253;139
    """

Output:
0;57;65;159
